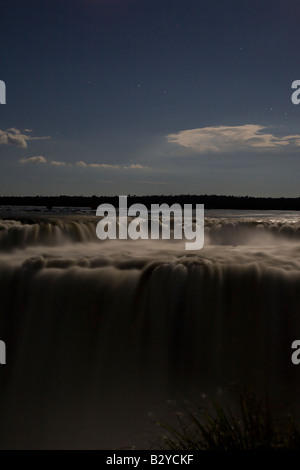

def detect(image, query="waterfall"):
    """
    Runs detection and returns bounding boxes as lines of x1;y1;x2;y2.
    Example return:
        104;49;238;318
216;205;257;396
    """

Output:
0;212;299;448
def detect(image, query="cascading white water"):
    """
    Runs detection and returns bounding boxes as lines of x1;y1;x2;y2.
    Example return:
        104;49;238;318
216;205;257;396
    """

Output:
0;210;299;448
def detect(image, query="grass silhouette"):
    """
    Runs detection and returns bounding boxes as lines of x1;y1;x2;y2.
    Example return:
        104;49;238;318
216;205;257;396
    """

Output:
156;391;300;450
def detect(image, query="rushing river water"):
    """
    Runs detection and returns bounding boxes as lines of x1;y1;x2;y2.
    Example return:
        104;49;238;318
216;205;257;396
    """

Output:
0;209;299;448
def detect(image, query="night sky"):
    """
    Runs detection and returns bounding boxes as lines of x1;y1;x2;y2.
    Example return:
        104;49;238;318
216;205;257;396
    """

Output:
1;0;300;196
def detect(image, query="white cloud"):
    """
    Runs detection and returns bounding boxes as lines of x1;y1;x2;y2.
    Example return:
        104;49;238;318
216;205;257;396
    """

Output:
167;124;300;153
0;128;50;148
50;160;68;166
76;161;121;169
19;156;47;164
89;163;119;169
75;161;86;167
75;161;149;170
18;157;151;170
124;164;149;170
